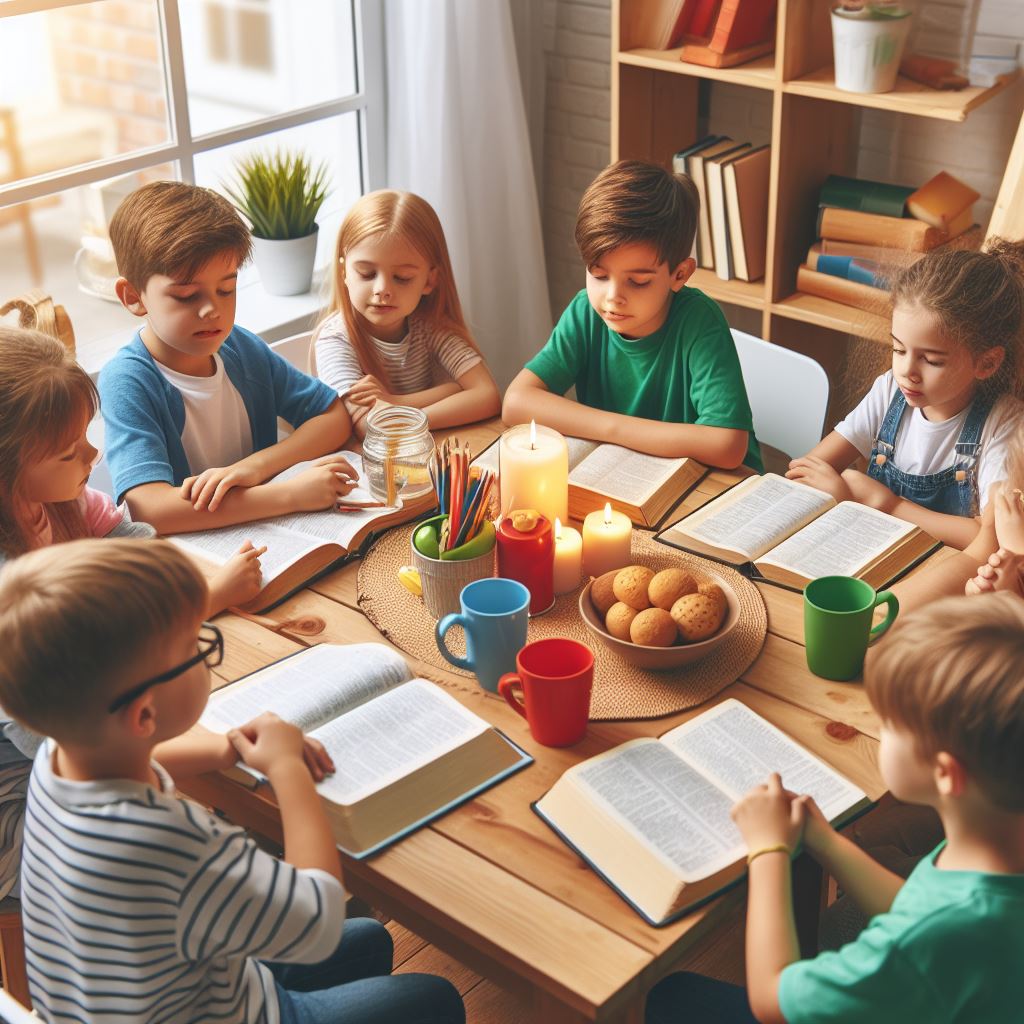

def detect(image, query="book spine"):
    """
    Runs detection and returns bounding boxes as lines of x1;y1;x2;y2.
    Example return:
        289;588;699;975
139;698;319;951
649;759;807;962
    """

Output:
708;0;740;50
818;238;924;269
819;175;914;218
815;254;884;288
710;0;777;53
797;266;892;317
688;0;721;37
818;207;945;252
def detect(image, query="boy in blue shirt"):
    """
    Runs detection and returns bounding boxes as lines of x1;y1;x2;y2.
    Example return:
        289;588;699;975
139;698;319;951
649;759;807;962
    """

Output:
503;160;761;471
646;593;1024;1023
102;181;355;533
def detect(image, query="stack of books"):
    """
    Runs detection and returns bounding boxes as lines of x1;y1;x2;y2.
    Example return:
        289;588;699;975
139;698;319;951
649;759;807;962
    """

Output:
674;135;771;283
799;171;982;316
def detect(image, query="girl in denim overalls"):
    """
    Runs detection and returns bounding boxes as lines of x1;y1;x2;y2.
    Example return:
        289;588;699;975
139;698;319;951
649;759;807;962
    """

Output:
788;239;1024;551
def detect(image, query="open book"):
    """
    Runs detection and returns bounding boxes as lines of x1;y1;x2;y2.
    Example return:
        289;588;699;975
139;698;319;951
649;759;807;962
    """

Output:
475;437;705;527
200;643;532;858
172;452;434;613
533;699;871;926
656;474;938;590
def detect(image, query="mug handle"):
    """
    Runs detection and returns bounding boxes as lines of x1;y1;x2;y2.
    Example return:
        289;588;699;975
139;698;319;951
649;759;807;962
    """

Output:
869;590;899;641
435;614;473;671
498;673;527;719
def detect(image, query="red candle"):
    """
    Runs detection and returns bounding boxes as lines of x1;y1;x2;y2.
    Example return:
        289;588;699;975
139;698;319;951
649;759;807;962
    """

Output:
496;512;555;615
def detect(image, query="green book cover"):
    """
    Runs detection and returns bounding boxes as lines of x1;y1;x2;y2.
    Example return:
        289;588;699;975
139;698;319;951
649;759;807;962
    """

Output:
819;175;914;218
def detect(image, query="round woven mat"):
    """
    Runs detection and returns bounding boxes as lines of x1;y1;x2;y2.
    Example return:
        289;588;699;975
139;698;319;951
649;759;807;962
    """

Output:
358;526;767;721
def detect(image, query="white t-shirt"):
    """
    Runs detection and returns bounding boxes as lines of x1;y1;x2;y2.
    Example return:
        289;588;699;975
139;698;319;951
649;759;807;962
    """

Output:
156;353;252;473
836;371;1023;509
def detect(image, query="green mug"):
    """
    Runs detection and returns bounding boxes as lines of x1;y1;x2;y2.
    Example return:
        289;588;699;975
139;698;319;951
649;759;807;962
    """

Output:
803;576;898;681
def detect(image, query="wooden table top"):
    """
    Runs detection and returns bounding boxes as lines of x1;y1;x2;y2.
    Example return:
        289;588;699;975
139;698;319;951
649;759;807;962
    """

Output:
182;419;932;1023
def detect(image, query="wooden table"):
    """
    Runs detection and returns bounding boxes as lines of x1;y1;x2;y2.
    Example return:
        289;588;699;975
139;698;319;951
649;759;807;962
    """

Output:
181;419;918;1023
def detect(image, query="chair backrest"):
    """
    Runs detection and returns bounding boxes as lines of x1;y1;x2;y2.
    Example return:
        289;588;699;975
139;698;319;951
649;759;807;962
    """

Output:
1;289;76;353
0;987;35;1023
731;328;829;463
269;330;315;374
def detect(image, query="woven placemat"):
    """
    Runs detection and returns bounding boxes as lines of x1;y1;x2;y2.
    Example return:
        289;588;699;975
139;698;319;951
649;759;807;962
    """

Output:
358;526;767;720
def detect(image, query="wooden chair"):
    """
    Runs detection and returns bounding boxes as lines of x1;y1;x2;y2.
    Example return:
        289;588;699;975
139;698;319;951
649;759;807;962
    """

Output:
0;109;42;287
0;289;76;354
0;898;30;1008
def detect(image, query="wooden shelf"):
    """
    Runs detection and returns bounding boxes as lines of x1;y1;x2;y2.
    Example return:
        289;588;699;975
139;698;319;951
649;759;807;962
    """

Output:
771;292;890;343
689;269;766;310
784;66;1022;122
617;48;777;91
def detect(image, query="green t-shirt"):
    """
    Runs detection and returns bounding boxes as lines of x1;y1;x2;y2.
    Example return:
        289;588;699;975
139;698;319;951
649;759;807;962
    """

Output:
525;287;762;472
779;842;1024;1023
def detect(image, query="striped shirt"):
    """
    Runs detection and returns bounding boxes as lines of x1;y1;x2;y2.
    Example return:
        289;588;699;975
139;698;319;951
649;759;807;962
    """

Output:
315;312;481;423
22;743;345;1024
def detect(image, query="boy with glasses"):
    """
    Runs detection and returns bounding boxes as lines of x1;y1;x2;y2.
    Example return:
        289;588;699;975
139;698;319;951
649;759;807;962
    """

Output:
0;538;465;1024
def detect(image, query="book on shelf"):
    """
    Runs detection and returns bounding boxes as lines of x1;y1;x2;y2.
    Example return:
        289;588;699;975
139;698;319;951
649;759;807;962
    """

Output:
688;138;745;269
656;473;938;590
200;643;532;858
907;171;980;230
807;247;884;288
623;0;693;49
533;698;871;926
723;144;770;282
796;266;892;317
687;0;722;37
817;207;948;253
818;174;914;218
706;143;752;280
171;452;434;614
673;135;724;259
709;0;777;54
473;437;706;528
818;223;984;267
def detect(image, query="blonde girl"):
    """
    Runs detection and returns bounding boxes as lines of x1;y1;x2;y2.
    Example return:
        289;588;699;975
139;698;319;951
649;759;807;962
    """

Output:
788;239;1024;549
314;190;500;436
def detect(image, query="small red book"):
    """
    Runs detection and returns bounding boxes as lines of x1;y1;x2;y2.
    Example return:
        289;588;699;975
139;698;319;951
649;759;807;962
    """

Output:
710;0;777;53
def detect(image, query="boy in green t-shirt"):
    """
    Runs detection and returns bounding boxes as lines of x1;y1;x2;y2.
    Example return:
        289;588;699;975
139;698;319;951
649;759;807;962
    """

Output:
503;159;762;471
646;593;1024;1024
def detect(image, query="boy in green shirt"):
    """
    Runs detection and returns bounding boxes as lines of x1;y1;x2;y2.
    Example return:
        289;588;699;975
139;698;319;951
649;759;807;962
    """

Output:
503;159;761;471
646;593;1024;1023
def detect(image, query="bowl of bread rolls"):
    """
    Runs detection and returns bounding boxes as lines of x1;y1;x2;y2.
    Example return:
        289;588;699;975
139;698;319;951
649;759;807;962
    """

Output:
579;564;739;670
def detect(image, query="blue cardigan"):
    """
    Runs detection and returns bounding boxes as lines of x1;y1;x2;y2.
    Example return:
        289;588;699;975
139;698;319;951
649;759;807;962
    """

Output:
99;326;337;503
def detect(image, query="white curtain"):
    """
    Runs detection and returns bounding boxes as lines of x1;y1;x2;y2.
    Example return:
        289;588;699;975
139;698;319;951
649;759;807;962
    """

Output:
383;0;553;389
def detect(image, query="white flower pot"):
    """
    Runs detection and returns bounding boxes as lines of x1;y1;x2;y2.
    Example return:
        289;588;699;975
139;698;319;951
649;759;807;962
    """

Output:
252;227;319;296
831;8;912;94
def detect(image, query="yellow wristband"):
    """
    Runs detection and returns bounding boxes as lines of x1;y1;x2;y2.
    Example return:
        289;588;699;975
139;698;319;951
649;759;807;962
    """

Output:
747;843;790;865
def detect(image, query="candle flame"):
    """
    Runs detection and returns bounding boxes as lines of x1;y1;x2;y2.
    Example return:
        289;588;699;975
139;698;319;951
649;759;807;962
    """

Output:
603;502;612;525
529;419;537;450
554;517;562;540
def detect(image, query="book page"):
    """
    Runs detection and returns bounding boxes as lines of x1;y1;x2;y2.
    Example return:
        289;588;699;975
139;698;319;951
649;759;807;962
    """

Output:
308;678;489;805
662;700;866;822
757;501;914;580
570;445;685;505
200;643;412;734
666;475;833;561
571;740;744;880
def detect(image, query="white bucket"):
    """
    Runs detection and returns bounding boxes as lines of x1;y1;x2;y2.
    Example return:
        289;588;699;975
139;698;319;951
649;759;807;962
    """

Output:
831;8;912;93
251;227;319;296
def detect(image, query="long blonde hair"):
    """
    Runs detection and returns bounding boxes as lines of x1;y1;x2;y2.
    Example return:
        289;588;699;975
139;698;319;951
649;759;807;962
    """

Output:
0;327;98;556
317;190;479;388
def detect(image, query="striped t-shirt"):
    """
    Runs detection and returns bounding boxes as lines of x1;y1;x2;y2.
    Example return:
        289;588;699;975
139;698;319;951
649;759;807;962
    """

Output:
21;743;346;1024
315;312;481;423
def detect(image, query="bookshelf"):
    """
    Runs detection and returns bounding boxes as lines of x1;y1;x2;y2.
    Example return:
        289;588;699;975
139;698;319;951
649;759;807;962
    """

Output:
611;0;1024;354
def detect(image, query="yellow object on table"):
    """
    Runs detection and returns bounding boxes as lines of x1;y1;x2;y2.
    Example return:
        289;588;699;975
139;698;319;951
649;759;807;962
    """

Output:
397;565;422;597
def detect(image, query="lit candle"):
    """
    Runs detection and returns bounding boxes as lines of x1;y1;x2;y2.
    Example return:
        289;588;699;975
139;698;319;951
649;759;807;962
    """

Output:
498;421;568;527
552;517;582;595
496;511;555;615
582;503;632;578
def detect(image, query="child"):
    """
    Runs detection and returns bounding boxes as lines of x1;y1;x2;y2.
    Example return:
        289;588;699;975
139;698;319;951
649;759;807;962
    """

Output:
788;240;1024;549
0;538;466;1024
101;180;357;534
314;189;500;436
502;159;762;471
646;594;1024;1023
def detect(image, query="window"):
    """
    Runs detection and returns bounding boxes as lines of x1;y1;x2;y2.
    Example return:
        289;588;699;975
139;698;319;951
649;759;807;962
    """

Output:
0;0;383;372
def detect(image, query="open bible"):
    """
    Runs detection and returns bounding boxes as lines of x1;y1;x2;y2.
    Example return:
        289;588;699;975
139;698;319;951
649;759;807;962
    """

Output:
475;437;705;527
200;643;532;858
171;452;434;613
533;699;870;926
656;474;938;590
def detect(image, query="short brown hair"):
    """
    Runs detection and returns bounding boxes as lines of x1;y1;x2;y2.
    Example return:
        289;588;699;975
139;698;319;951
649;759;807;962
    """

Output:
0;538;207;742
866;593;1024;811
575;160;700;270
109;180;252;290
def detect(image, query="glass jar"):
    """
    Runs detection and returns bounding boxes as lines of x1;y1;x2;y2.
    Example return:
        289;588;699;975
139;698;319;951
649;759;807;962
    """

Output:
361;405;434;505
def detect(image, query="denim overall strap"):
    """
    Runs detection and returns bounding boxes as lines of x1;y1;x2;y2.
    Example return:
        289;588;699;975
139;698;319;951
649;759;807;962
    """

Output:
866;390;907;481
950;391;993;512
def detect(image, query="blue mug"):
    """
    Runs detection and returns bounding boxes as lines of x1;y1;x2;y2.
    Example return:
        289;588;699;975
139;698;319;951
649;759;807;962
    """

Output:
435;578;530;692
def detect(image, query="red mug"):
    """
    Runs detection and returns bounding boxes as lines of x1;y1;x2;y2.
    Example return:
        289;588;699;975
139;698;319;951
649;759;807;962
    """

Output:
498;638;593;747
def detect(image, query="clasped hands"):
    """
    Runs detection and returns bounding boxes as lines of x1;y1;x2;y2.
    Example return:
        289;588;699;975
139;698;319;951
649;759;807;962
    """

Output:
731;773;832;858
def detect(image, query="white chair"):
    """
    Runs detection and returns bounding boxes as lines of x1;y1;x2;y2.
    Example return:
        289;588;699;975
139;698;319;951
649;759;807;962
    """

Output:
731;328;829;472
269;330;315;373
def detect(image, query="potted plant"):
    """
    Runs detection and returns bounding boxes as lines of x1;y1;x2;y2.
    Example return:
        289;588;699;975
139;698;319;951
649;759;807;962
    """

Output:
831;1;914;94
225;149;330;295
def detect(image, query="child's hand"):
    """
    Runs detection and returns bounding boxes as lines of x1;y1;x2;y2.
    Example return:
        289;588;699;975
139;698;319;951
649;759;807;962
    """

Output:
182;463;266;512
993;485;1024;554
209;541;266;612
790;794;834;857
348;374;395;407
840;468;898;513
731;773;804;854
785;456;853;503
966;548;1024;597
227;712;335;781
289;455;359;511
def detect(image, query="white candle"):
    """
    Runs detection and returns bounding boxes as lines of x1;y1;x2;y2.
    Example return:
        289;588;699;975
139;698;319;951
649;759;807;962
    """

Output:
552;517;583;594
582;503;632;578
499;420;569;526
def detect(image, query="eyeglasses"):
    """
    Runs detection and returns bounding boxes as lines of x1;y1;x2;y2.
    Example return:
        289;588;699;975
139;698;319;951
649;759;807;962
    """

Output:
108;623;224;713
